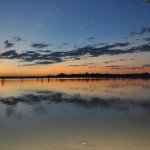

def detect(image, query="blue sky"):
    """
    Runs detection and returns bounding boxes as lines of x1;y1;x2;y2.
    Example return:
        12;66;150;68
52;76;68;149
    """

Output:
0;0;150;75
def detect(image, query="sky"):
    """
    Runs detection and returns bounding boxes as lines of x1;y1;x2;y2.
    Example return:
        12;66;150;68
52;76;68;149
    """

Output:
0;0;150;76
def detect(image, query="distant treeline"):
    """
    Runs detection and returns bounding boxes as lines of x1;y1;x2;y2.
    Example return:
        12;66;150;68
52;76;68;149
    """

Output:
48;72;150;79
0;72;150;79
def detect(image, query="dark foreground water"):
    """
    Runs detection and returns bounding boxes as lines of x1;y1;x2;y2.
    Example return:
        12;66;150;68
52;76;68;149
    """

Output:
0;79;150;150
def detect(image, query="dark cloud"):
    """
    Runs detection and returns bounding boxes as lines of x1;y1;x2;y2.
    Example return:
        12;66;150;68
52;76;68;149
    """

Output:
73;57;80;60
130;27;150;36
19;64;36;67
105;65;145;70
36;60;63;65
143;64;150;68
130;66;144;70
101;42;130;50
0;50;17;58
4;40;14;48
26;51;36;53
144;37;150;41
105;65;126;69
0;49;64;66
104;59;127;64
142;0;150;4
69;65;79;67
87;37;95;40
93;43;107;47
120;59;127;61
13;37;23;42
105;65;143;70
62;43;70;46
113;42;130;47
0;42;150;66
38;50;51;53
21;58;64;66
31;43;50;49
69;63;98;67
74;45;78;48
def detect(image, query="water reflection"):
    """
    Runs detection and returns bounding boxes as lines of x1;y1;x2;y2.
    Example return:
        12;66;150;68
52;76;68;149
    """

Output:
0;89;150;111
0;79;150;100
0;79;150;118
0;79;150;150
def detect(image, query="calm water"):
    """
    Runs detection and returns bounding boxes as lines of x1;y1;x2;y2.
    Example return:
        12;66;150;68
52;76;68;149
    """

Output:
0;79;150;150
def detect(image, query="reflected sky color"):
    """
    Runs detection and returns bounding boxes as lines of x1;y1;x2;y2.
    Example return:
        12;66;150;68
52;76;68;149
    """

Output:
0;0;150;75
0;79;150;150
0;79;150;101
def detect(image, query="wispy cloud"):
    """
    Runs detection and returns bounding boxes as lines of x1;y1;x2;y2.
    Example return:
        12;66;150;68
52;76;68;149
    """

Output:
61;43;70;46
0;41;150;66
69;63;99;68
38;50;51;53
130;27;150;36
13;37;23;42
142;0;150;4
144;37;150;41
4;40;14;48
104;64;150;70
31;43;50;49
93;43;107;47
105;65;144;70
143;64;150;68
87;37;95;40
104;59;127;64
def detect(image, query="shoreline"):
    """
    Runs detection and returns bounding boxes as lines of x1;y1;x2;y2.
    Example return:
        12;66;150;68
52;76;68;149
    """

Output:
0;73;150;80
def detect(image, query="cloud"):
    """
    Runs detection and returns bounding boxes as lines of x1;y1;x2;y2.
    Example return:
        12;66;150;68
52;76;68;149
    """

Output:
38;50;51;53
69;63;99;67
130;27;150;36
74;45;78;48
104;59;127;64
105;65;145;70
36;60;63;65
69;65;79;67
26;51;36;53
87;37;95;40
143;64;150;68
0;42;150;67
4;40;14;48
142;0;150;4
31;43;50;49
112;42;130;47
19;64;36;67
13;37;23;42
144;37;150;41
0;50;17;58
105;65;126;69
61;43;70;46
93;43;107;47
0;49;64;66
130;66;144;70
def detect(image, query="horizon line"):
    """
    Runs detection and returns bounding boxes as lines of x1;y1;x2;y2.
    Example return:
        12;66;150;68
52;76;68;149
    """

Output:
0;72;150;79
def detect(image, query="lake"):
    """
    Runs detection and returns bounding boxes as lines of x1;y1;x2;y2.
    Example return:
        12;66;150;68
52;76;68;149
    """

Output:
0;78;150;150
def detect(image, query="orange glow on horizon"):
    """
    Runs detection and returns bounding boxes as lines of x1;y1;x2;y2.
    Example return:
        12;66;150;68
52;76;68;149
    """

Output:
0;66;149;76
0;52;149;76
